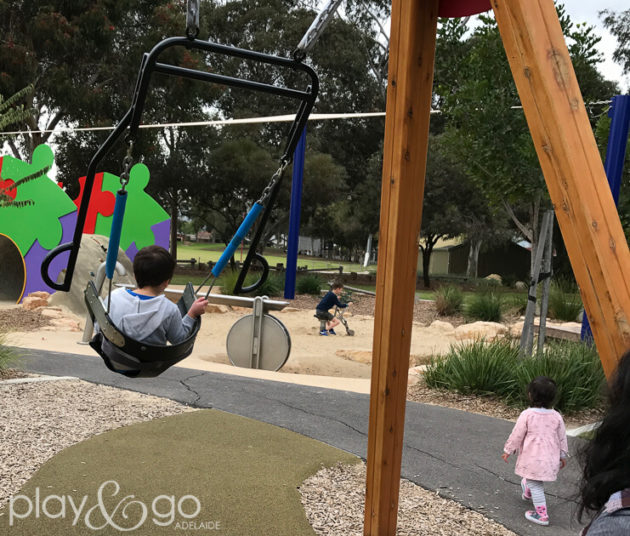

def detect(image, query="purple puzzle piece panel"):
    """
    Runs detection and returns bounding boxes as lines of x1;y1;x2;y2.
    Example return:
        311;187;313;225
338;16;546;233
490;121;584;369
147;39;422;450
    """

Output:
124;219;170;262
22;212;76;299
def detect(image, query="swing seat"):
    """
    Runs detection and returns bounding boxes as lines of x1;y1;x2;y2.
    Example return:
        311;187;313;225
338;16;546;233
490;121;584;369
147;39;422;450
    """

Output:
84;281;201;378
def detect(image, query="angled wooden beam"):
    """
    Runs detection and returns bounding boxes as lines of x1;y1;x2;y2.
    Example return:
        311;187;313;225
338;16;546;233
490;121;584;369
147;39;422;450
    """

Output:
492;0;630;377
364;0;438;534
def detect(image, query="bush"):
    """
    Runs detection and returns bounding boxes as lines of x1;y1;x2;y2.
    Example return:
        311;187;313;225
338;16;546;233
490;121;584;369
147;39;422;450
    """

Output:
217;269;257;295
548;278;582;322
466;291;503;322
434;285;464;316
296;274;323;295
425;339;518;396
0;332;19;371
253;272;284;297
424;339;605;413
511;341;605;412
503;293;528;316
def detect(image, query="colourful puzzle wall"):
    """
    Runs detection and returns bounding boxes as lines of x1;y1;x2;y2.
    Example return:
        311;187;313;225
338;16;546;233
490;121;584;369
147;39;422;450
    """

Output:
0;144;170;303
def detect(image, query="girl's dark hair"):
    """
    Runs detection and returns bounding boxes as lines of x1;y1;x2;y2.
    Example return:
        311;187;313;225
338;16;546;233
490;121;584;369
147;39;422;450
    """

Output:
132;245;175;288
578;350;630;521
528;376;557;408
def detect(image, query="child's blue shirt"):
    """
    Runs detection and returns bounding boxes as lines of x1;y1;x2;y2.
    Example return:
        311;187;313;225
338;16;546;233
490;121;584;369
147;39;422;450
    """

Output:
316;291;347;312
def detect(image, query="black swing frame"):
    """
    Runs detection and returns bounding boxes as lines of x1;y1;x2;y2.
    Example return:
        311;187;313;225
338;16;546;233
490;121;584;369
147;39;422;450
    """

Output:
41;36;319;294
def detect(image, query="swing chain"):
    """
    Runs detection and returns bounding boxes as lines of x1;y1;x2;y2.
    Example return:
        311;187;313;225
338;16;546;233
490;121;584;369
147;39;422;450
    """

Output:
119;140;135;190
258;159;290;205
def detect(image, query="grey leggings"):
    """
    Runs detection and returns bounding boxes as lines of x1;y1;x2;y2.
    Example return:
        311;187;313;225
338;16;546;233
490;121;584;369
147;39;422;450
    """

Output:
527;479;546;509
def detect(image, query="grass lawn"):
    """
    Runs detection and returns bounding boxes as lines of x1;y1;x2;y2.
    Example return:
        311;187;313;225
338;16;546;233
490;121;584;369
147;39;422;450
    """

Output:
176;241;374;273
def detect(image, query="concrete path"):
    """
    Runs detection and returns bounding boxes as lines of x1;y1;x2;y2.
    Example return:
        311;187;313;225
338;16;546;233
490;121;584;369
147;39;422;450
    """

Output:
18;348;587;536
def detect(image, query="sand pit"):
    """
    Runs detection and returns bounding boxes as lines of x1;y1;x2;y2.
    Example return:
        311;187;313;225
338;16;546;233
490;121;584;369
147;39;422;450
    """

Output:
3;301;460;390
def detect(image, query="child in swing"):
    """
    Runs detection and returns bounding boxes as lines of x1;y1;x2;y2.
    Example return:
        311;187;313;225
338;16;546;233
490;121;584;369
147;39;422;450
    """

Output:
104;245;208;345
502;376;568;527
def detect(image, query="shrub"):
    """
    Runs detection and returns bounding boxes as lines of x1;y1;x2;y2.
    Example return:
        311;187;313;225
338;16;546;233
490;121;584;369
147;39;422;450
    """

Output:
425;339;518;396
253;272;284;297
548;278;582;322
434;285;464;316
424;339;605;413
502;273;518;288
217;269;257;295
466;291;503;322
0;332;19;371
296;274;323;295
511;341;605;412
503;293;528;317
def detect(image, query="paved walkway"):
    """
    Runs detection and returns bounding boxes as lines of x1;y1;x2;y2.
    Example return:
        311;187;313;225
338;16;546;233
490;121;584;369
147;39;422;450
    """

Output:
19;349;587;536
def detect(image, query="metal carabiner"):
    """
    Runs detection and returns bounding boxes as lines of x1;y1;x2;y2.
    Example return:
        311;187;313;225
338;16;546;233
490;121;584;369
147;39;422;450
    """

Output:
186;0;200;40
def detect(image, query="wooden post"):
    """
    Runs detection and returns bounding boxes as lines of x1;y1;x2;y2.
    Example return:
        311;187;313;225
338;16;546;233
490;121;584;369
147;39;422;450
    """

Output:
493;0;630;377
364;1;438;534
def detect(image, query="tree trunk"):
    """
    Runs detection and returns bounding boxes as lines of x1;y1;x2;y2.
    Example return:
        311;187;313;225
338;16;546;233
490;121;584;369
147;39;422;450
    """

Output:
466;239;482;278
422;246;432;288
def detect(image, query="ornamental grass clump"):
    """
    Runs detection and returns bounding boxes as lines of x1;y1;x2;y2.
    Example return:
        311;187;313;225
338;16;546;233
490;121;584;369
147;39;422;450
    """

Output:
548;278;583;322
424;339;518;396
466;291;503;322
425;339;605;413
434;285;464;316
511;341;605;412
0;332;19;371
254;272;284;297
296;274;323;295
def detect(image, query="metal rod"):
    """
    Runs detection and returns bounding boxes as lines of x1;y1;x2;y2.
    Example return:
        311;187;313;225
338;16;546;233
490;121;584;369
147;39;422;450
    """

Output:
154;63;310;101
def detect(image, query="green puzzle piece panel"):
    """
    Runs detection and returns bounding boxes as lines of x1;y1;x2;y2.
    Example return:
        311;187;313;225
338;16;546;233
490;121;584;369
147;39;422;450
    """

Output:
95;163;169;252
0;145;76;255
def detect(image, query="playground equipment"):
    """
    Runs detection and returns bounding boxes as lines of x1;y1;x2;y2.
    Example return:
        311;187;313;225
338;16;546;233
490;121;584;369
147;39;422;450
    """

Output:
314;305;354;336
364;1;630;535
0;145;170;303
40;0;326;377
335;306;355;336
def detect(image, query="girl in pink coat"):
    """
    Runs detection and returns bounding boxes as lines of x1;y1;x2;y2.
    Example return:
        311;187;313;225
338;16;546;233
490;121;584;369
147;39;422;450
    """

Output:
502;376;569;526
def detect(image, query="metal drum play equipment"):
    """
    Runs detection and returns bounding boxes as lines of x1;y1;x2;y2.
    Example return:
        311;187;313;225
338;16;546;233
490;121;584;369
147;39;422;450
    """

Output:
226;296;291;372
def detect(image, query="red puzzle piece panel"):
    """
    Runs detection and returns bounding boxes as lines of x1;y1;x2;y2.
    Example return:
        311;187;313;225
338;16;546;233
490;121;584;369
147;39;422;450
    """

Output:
73;173;116;234
0;157;17;201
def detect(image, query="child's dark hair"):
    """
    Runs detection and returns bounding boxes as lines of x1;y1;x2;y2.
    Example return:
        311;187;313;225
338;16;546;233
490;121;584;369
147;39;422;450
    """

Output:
133;245;175;288
527;376;557;408
331;282;344;290
578;350;630;521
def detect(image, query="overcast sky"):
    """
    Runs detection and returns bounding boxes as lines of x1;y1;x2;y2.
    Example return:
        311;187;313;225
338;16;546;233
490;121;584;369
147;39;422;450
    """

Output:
559;1;628;92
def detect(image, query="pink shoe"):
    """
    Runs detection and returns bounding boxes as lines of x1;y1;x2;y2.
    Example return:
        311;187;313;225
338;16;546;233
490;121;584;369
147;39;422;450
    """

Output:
525;506;549;526
521;478;532;501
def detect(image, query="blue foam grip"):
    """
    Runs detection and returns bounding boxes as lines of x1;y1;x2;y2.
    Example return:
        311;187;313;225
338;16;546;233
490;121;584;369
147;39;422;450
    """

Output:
106;190;128;280
211;202;264;278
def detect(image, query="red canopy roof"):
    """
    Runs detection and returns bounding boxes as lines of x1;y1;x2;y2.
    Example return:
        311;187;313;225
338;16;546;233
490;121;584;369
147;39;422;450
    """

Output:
438;0;491;18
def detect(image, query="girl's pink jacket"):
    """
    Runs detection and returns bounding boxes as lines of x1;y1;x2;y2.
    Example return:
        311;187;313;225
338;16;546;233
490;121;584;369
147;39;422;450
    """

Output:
504;407;569;481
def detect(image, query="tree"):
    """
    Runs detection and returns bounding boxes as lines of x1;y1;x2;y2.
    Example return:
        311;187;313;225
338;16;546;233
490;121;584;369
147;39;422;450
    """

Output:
601;8;630;73
419;136;490;288
0;85;33;132
439;4;619;277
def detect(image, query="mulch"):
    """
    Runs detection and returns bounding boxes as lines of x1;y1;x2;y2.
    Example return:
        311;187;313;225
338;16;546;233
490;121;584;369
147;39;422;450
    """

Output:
0;307;52;332
287;292;467;327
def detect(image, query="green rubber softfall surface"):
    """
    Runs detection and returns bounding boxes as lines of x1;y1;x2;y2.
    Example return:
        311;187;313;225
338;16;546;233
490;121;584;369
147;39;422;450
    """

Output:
1;409;358;535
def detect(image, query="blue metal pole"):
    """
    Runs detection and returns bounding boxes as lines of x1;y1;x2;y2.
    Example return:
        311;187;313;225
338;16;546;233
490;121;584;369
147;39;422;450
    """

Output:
581;95;630;342
284;128;307;299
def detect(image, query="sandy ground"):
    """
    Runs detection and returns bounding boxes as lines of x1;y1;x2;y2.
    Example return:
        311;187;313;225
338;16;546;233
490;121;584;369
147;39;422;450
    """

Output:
3;304;460;394
1;288;582;397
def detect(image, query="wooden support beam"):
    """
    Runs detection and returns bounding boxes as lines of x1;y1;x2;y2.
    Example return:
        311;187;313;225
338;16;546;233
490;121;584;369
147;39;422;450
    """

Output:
492;0;630;377
364;1;438;534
